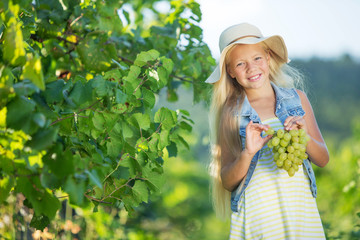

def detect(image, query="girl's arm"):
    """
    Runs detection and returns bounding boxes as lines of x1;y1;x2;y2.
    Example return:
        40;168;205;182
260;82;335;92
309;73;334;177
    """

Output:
220;121;272;191
284;90;329;167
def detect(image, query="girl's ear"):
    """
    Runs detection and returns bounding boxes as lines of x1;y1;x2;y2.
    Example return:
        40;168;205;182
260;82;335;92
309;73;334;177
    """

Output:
266;50;271;65
226;65;235;78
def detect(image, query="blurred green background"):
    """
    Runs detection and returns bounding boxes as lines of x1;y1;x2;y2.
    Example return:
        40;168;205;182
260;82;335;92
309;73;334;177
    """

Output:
2;55;359;240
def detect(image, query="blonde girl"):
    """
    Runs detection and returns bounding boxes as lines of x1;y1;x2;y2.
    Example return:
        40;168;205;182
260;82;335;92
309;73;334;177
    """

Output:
207;23;329;239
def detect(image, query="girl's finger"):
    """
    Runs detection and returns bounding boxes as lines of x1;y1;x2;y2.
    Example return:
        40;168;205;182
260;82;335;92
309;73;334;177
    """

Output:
284;116;296;127
288;117;304;130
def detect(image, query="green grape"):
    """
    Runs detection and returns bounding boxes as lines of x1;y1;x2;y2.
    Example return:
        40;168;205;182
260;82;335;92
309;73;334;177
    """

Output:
293;164;299;171
297;158;303;165
283;163;291;171
287;153;295;161
301;153;308;160
267;127;306;177
287;145;295;153
279;152;287;161
272;137;280;146
280;139;289;147
293;142;300;149
284;160;292;169
299;128;306;137
277;129;285;138
278;147;286;154
266;127;275;135
293;149;301;157
289;129;299;137
283;132;291;141
288;167;295;177
299;136;307;145
276;160;284;167
299;144;306;153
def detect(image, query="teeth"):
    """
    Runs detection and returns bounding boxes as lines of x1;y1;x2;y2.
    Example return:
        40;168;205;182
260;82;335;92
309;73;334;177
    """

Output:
249;74;260;80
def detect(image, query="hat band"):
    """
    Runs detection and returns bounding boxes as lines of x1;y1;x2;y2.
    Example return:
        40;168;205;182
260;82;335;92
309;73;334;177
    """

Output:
228;35;261;46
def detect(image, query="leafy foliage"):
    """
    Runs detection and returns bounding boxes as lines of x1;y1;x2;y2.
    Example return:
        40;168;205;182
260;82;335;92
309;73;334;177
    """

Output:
0;0;214;231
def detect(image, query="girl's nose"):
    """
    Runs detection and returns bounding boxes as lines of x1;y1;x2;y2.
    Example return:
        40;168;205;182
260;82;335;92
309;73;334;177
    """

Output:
246;61;255;72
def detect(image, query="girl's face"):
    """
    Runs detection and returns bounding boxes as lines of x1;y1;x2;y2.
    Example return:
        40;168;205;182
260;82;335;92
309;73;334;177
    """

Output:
226;43;270;91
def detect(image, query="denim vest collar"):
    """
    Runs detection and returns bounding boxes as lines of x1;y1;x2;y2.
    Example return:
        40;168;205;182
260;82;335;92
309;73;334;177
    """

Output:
240;81;294;118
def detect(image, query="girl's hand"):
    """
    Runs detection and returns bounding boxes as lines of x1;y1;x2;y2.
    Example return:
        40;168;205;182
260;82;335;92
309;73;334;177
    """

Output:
284;116;307;132
245;121;273;155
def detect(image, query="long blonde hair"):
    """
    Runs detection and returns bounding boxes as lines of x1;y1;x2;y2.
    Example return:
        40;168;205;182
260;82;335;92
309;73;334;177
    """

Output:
208;42;303;220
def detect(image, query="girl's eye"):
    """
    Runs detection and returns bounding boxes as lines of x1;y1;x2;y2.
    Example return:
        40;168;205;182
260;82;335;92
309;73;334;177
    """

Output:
255;56;262;61
237;62;244;67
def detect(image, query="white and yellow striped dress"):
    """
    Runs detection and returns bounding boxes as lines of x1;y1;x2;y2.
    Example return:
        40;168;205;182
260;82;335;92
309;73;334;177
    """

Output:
229;117;325;240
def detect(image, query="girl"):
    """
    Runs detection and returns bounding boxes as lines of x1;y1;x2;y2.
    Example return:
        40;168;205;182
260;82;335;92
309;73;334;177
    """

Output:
207;23;329;239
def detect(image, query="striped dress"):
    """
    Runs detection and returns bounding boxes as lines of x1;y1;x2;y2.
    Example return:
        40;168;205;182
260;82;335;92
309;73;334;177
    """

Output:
229;117;325;240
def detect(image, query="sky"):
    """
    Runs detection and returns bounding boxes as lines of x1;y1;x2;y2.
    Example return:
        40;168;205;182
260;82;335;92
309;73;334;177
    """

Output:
197;0;360;60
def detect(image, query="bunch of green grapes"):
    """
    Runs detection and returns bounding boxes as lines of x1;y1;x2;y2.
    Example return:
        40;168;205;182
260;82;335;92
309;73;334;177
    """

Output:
265;127;310;177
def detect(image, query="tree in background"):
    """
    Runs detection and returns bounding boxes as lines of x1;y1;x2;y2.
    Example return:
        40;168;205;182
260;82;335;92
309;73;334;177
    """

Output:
0;0;214;236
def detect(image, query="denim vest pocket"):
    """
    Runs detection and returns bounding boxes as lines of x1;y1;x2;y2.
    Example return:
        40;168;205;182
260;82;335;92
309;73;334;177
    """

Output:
287;106;305;117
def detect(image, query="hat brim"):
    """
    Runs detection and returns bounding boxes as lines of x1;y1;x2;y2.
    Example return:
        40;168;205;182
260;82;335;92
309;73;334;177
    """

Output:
205;35;289;84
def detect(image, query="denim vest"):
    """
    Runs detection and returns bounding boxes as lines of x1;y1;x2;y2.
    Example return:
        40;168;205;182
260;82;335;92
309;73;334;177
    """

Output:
230;82;317;212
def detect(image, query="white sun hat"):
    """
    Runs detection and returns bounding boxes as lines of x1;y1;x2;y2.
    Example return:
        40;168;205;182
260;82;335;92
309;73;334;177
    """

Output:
205;23;289;83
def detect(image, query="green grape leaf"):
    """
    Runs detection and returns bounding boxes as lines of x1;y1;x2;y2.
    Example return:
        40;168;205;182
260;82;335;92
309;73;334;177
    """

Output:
160;57;174;74
129;113;150;130
91;75;114;97
134;49;160;67
121;121;135;140
106;138;123;158
124;65;141;87
85;169;102;189
158;129;169;150
6;96;36;132
157;66;168;88
166;141;177;157
68;80;93;107
132;180;149;203
115;89;127;104
16;177;60;220
92;112;105;131
76;35;115;72
154;107;177;130
43;147;75;178
142;88;155;108
179;121;193;132
120;155;140;177
27;127;58;150
3;16;26;66
143;168;165;193
0;176;14;203
111;166;130;179
104;69;122;81
64;176;87;206
21;53;45;90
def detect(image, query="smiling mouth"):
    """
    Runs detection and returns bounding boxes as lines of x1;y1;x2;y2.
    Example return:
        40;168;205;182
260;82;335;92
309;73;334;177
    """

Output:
248;74;262;81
